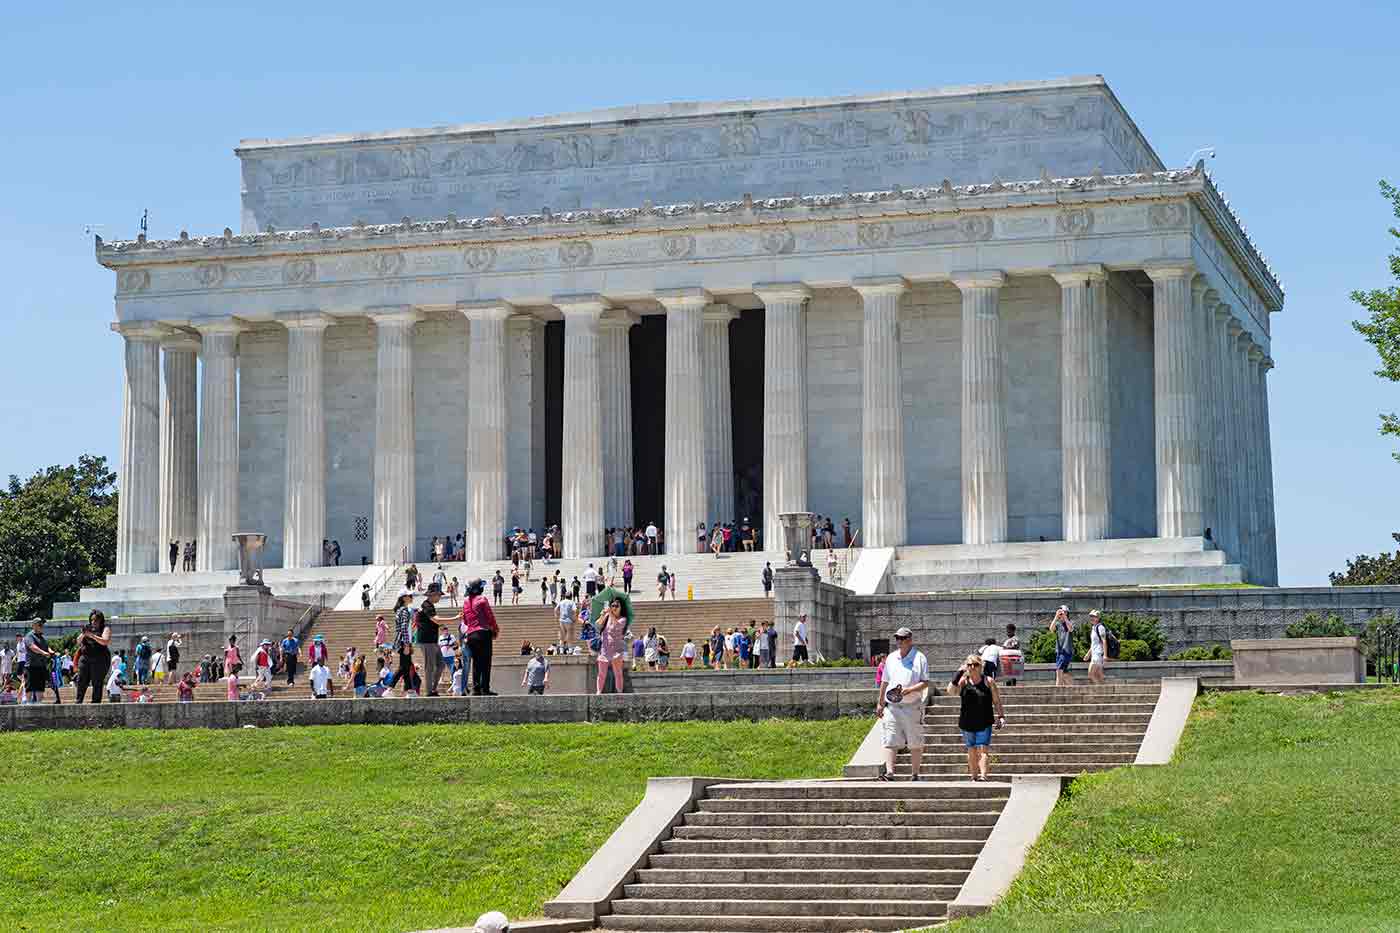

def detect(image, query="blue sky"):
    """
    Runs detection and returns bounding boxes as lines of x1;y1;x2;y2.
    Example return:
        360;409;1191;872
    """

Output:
0;1;1395;585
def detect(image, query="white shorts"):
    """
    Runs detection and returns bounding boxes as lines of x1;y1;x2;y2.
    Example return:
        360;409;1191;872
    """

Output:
1090;649;1105;666
881;703;924;750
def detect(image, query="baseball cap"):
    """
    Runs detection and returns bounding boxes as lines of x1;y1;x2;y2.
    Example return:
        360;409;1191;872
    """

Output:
893;626;913;639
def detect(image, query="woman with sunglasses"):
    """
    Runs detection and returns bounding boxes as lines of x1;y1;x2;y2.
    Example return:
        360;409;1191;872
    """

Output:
596;597;629;694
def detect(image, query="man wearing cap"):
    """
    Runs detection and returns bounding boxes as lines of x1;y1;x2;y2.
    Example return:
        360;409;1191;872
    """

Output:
253;640;274;688
1051;606;1074;687
22;620;54;704
876;626;930;781
792;613;810;663
1086;609;1108;684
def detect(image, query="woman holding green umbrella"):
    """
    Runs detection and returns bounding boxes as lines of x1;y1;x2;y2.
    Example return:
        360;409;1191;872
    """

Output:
592;586;632;694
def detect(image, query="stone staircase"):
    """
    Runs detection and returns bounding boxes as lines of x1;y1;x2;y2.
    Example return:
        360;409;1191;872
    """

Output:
897;682;1160;778
598;779;1009;932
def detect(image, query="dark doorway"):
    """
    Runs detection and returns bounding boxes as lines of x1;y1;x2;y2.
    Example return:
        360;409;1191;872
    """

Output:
630;315;667;527
544;320;564;527
730;308;765;527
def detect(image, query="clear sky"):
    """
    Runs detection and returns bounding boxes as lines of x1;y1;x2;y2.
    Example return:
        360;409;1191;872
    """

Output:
0;1;1395;585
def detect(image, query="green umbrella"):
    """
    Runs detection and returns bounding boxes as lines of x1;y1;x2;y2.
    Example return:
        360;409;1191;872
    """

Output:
590;586;634;634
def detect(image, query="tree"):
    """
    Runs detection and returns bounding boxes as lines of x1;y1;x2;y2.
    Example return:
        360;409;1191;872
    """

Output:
0;455;118;620
1351;180;1400;463
1329;534;1400;586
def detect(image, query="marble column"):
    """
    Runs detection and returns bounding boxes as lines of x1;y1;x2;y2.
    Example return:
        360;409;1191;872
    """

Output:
658;289;709;555
953;271;1008;545
113;322;164;575
599;309;638;530
1192;280;1217;543
1053;265;1110;542
158;331;199;571
1212;301;1241;562
557;295;606;558
754;283;811;547
702;303;738;524
853;276;909;548
507;314;548;531
1230;326;1257;576
194;319;242;572
1246;343;1268;584
280;312;331;569
1145;262;1204;538
1258;355;1278;585
369;307;420;565
462;302;510;561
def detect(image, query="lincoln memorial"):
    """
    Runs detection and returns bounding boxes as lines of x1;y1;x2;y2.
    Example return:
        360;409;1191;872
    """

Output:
88;74;1282;610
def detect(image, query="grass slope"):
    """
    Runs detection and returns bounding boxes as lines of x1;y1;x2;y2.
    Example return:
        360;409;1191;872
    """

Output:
950;688;1400;933
0;718;867;933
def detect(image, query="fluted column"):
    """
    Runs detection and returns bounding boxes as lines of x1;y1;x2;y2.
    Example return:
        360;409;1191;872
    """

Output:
953;271;1008;545
369;307;420;565
755;283;811;544
280;312;331;568
599;309;638;529
1246;343;1268;584
1258;355;1278;585
194;319;242;571
113;322;163;575
462;302;510;561
1053;265;1110;542
1145;262;1204;538
158;331;199;571
703;304;738;524
1192;280;1217;542
1212;302;1241;562
658;289;709;555
1227;322;1254;574
557;295;606;558
853;276;909;548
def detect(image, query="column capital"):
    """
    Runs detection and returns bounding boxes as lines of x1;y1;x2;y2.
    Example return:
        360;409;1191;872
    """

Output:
458;300;515;322
553;293;610;317
190;316;247;338
1143;260;1197;282
655;287;711;311
1247;344;1264;363
951;270;1006;291
1049;264;1107;287
851;275;909;298
276;310;335;331
1190;276;1209;302
159;330;202;353
703;302;740;324
600;308;641;329
1213;301;1233;323
366;305;422;327
1227;318;1245;338
1202;288;1221;307
1261;355;1275;372
110;320;169;342
753;282;812;304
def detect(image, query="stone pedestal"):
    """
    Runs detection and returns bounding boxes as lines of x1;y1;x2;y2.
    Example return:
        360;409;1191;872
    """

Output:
953;272;1008;545
280;313;331;568
599;309;638;529
158;332;199;570
773;566;849;662
463;302;511;560
702;304;738;524
658;289;708;555
854;277;908;548
370;307;420;564
195;319;243;571
1053;266;1110;541
223;583;276;654
1145;262;1204;538
114;322;164;575
558;295;607;557
1232;637;1364;685
756;284;811;546
778;510;816;565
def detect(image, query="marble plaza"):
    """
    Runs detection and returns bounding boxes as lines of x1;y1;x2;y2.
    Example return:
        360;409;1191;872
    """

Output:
88;75;1282;612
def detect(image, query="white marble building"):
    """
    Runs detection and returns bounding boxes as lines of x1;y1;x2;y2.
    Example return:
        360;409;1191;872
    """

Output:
97;75;1282;588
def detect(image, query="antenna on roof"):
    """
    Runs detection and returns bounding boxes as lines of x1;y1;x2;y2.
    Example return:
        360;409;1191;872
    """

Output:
139;209;149;238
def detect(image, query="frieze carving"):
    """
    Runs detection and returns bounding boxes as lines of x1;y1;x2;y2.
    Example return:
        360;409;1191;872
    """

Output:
195;264;226;288
660;233;695;259
464;245;497;272
759;228;796;255
857;223;894;248
958;215;993;242
370;251;406;277
1149;202;1188;229
1056;208;1095;236
283;259;316;284
558;240;594;267
117;269;150;293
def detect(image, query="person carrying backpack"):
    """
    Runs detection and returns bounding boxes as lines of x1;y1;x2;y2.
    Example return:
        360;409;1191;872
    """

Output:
1086;609;1116;683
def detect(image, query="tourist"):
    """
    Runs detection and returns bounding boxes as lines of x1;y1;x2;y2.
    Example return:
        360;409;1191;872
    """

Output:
75;610;112;704
522;647;550;695
657;565;670;600
792;613;810;663
374;614;389;649
224;635;242;679
669;569;677;599
176;671;196;702
979;638;1001;680
361;584;372;610
253;640;273;688
723;627;737;669
645;521;659;555
539;577;549;605
621;559;634;594
657;636;670;670
348;653;367;696
827;548;839;582
682;638;696;668
281;628;300;685
757;622;772;669
708;626;723;670
596;596;629;694
322;539;332;567
106;658;126;702
462;579;500;696
432;564;447;593
710;525;724;558
307;633;329;671
405;563;420;592
1001;623;1022;685
448;576;460;608
876;626;931;782
946;653;1006;782
330;540;342;566
1086;609;1108;684
1051;606;1074;687
439;629;456;684
0;642;10;688
643;627;660;670
22;620;53;704
169;539;179;573
183;540;195;571
570;576;581;602
510;569;522;606
392;593;415;696
134;636;153;685
764;621;779;669
492;571;504;606
737;627;752;669
557;594;577;645
631;631;645;673
842;517;852;548
309;657;333;699
582;563;597;599
226;665;240;702
416;589;445;696
761;562;773;598
165;632;181;681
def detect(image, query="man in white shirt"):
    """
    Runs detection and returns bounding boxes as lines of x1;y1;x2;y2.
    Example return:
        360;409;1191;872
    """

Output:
0;644;12;681
1086;609;1108;684
644;522;659;554
875;626;930;782
681;639;696;668
792;614;810;663
557;596;577;645
583;564;599;598
309;661;333;699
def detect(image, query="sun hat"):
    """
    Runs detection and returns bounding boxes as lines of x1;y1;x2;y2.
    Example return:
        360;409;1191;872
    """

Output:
893;626;914;639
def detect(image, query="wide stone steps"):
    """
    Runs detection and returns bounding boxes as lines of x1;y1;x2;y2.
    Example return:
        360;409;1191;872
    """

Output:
899;750;1138;765
610;898;946;918
622;883;963;901
671;825;993;842
600;914;946;932
909;762;1123;776
697;796;1005;813
683;810;1001;828
633;868;969;886
643;852;980;872
914;740;1144;754
659;838;985;856
702;781;1009;800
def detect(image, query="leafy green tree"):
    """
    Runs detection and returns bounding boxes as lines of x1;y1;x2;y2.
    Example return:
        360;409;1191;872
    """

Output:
1284;612;1352;638
1025;613;1166;662
0;455;117;620
1329;534;1400;585
1351;180;1400;463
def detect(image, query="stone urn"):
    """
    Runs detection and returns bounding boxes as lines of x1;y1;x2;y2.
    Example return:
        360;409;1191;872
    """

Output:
778;512;816;567
232;532;267;586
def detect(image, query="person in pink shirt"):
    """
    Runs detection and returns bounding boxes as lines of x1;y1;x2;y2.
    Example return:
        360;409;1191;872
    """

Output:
226;669;240;701
595;596;630;695
223;636;242;679
374;614;389;649
461;579;500;695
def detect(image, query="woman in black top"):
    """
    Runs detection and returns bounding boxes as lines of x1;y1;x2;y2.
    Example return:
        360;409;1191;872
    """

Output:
947;654;1007;782
75;611;112;704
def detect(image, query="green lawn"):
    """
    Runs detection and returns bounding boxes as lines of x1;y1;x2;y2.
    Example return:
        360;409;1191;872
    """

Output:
949;688;1400;933
0;718;868;933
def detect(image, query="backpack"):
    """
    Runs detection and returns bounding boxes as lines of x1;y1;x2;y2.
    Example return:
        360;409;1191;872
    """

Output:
1097;623;1120;660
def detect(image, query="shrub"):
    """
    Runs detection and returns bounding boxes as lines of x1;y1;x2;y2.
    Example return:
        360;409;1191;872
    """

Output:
1117;639;1152;662
1284;612;1353;638
1168;644;1233;661
1024;613;1166;662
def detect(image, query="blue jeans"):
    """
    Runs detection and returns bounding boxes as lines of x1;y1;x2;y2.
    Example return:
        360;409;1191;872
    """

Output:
961;727;993;748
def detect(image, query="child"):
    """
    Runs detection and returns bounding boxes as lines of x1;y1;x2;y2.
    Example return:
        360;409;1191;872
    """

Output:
136;686;153;703
152;648;166;683
631;634;646;672
682;638;696;668
226;668;240;702
176;672;196;702
375;615;389;649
